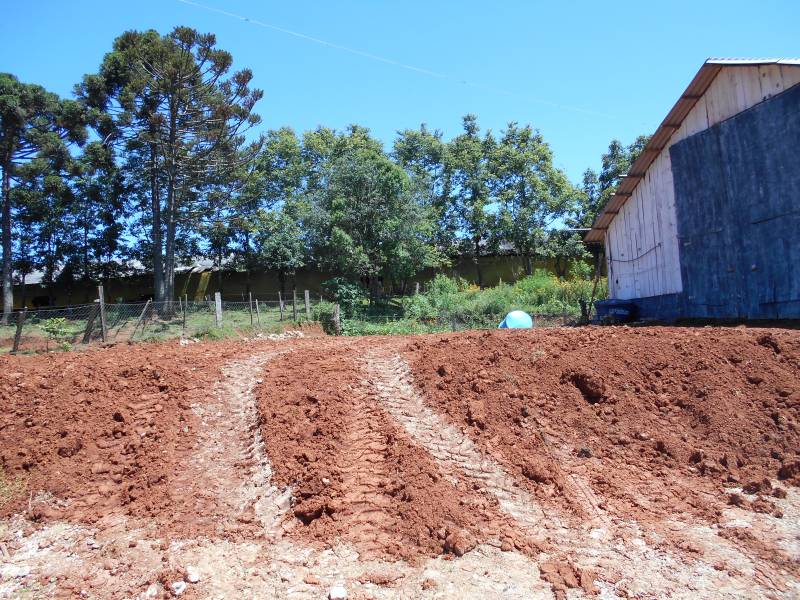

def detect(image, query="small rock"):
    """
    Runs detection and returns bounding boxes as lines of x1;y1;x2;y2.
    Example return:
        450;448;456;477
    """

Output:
90;463;110;475
184;565;201;583
328;584;347;599
171;581;187;596
142;583;159;598
304;573;320;585
577;447;592;458
421;577;437;590
5;564;31;578
322;478;330;486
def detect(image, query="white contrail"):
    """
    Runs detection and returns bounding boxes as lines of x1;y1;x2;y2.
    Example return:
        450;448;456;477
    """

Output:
175;0;619;120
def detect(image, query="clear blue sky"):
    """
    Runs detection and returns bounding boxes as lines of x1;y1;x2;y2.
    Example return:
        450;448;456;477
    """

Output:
2;1;798;182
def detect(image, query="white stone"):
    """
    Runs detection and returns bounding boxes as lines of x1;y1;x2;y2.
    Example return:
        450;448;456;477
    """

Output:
3;564;31;578
171;581;187;596
143;583;160;598
328;584;347;599
184;565;201;583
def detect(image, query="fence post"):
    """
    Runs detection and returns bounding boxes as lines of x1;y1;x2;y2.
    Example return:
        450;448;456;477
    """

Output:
249;292;254;327
304;289;311;320
415;281;420;295
182;294;188;336
255;299;261;327
332;303;342;336
98;285;108;343
129;299;151;341
214;292;223;327
11;309;26;354
292;290;298;321
82;304;100;343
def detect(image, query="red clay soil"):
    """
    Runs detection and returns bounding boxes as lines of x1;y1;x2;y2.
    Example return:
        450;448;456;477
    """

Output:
0;340;248;534
404;326;800;570
255;339;539;562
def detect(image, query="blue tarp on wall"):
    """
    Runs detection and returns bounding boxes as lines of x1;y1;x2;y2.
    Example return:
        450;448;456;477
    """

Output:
632;82;800;320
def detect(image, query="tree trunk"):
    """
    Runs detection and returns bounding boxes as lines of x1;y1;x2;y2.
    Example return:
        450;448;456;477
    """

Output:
150;144;164;303
279;271;286;297
20;272;27;309
162;104;179;311
473;236;483;289
243;230;252;295
1;165;13;324
523;253;532;276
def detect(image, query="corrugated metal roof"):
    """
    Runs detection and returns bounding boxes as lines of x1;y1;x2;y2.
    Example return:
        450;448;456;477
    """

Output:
584;58;800;243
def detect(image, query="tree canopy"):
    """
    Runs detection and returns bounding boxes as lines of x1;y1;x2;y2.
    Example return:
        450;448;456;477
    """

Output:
0;25;647;313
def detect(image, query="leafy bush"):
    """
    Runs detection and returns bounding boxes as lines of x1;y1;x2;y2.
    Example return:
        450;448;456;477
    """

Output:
322;277;367;315
40;317;72;351
333;271;608;336
312;300;340;334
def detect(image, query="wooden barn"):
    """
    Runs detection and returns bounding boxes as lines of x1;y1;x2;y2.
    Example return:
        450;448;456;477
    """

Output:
586;58;800;320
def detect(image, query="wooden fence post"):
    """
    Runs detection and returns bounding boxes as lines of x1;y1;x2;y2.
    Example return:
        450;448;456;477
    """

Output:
182;294;188;335
249;292;254;327
11;309;26;354
98;285;108;342
415;281;420;295
304;290;311;320
332;303;342;336
129;299;151;341
214;292;223;327
292;290;298;321
82;304;100;343
255;299;261;326
278;291;284;321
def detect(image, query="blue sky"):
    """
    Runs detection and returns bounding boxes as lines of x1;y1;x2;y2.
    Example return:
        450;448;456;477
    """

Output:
2;1;798;182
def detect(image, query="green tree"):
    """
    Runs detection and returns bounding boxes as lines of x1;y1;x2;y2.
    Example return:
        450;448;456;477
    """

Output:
393;124;456;253
0;73;86;322
309;139;441;296
78;27;262;304
447;115;495;288
574;134;650;228
255;202;307;295
492;121;575;275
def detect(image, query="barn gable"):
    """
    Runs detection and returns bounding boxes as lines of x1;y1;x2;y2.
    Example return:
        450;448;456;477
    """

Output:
587;59;800;319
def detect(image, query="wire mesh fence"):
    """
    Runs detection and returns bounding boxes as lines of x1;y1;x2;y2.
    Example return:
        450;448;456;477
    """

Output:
0;294;319;355
1;290;578;353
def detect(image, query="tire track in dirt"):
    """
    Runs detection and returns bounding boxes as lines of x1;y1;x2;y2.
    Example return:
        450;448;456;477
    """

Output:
170;351;291;537
365;349;794;599
333;385;401;556
363;351;562;538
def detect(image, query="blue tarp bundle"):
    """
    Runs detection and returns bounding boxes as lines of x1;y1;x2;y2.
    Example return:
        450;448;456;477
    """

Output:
498;310;534;329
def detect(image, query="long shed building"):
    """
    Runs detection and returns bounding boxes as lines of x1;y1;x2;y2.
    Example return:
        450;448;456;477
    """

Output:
586;58;800;320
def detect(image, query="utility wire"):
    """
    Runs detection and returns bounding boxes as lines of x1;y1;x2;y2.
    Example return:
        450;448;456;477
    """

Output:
176;0;619;120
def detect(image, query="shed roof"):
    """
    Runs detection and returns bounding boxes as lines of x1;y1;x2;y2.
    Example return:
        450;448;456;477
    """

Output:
585;58;800;243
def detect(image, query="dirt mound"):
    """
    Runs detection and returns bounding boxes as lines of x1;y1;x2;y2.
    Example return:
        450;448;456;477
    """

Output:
0;340;247;530
404;326;800;569
255;340;536;562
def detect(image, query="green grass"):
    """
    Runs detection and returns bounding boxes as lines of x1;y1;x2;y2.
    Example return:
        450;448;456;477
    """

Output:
328;270;608;336
2;304;307;352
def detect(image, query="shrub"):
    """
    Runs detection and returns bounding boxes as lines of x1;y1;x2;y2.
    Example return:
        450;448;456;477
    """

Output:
40;317;72;351
322;277;367;315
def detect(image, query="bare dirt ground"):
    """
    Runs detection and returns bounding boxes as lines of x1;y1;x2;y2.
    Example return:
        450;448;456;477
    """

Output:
1;326;799;599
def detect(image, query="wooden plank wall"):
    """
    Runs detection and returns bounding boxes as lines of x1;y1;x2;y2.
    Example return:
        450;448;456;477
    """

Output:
607;64;800;300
